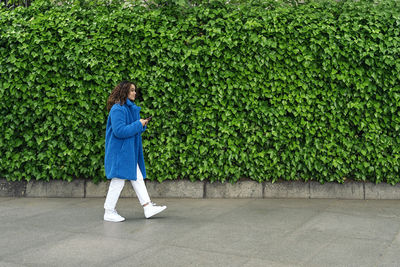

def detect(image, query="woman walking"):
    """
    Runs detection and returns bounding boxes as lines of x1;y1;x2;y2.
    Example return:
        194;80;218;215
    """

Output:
103;81;166;222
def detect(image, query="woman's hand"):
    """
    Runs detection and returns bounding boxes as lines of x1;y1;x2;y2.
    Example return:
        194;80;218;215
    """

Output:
140;119;148;127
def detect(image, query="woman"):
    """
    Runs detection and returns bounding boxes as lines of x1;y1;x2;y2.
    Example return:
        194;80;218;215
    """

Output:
104;81;166;222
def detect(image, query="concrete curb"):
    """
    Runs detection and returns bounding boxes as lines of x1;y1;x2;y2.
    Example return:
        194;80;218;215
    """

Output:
25;179;85;198
264;181;310;199
205;180;262;198
1;179;400;199
365;183;400;200
310;181;364;199
0;180;26;197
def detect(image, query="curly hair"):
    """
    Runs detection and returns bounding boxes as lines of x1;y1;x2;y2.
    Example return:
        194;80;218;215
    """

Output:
107;81;136;112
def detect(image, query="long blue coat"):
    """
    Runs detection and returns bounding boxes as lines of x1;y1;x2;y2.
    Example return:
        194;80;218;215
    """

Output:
104;99;147;180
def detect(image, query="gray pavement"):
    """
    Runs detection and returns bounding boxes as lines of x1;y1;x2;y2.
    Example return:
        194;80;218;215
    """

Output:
1;197;400;267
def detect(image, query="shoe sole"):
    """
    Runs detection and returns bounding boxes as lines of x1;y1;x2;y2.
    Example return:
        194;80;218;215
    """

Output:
104;217;125;222
145;206;167;219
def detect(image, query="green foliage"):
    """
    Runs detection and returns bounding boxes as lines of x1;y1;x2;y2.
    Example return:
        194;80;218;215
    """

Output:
1;0;400;184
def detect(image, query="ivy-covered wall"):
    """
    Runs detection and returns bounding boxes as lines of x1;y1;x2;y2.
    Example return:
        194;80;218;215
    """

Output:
1;0;400;183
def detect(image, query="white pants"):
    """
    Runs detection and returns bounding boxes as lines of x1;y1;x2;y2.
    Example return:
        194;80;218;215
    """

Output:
104;164;151;211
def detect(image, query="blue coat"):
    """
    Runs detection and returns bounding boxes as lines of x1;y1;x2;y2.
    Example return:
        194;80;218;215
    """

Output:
104;99;147;180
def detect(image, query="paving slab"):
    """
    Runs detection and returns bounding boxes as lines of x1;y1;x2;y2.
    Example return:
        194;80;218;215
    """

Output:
305;237;390;267
378;243;400;267
0;225;72;259
0;198;83;225
242;258;297;267
0;261;25;267
114;245;250;267
1;198;400;267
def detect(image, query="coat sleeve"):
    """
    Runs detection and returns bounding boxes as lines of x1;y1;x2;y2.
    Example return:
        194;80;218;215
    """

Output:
110;106;143;138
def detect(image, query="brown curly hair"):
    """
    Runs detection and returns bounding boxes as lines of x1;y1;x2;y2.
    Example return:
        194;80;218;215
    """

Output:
107;81;136;112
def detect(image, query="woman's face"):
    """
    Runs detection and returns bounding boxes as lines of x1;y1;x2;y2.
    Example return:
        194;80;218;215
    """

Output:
128;84;136;101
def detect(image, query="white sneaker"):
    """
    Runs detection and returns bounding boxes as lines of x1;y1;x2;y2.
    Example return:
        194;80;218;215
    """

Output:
104;209;125;222
144;202;167;219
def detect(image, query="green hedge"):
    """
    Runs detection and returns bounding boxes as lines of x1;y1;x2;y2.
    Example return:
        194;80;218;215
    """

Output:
1;0;400;184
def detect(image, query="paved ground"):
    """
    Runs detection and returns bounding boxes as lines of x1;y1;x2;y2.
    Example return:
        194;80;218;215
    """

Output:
1;197;400;267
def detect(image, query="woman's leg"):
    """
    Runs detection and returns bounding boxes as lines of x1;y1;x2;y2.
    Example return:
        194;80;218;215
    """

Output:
104;178;125;211
104;178;126;222
130;165;151;206
131;165;167;218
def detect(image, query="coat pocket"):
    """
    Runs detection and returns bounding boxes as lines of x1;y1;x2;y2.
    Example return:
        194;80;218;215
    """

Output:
120;138;133;153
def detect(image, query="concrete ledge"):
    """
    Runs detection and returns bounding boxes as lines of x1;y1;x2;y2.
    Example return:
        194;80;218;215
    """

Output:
86;180;110;198
85;179;204;198
85;180;139;198
85;180;142;198
25;179;84;198
264;181;310;199
310;181;364;199
146;180;204;198
0;180;26;197
205;180;262;198
2;179;400;199
365;182;400;200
